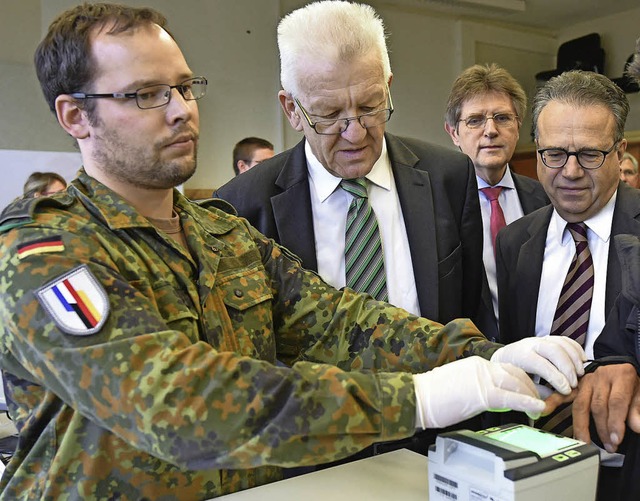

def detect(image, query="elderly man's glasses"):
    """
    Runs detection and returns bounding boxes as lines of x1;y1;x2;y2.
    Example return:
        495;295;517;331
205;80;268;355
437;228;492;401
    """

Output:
458;112;519;129
538;143;619;170
71;77;208;110
294;90;394;135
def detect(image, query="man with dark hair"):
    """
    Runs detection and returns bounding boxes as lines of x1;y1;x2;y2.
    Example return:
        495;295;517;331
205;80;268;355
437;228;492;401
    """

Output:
232;136;274;176
444;63;549;340
0;2;584;499
561;37;640;501
496;70;640;500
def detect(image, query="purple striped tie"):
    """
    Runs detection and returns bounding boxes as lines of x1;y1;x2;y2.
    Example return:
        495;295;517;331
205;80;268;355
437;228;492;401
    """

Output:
550;222;593;346
539;222;593;436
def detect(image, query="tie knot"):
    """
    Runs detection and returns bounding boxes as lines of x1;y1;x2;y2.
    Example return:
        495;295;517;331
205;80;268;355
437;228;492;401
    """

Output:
340;178;368;199
480;186;503;201
566;222;588;243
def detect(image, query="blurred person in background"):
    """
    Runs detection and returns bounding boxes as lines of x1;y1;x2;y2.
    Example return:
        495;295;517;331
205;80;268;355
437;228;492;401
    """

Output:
232;137;274;176
23;171;67;198
620;151;639;188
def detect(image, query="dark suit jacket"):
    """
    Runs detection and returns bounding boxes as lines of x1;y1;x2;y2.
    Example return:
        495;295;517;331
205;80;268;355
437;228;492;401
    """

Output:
595;235;640;362
476;172;549;341
592;234;640;501
214;133;483;324
496;181;640;345
512;172;551;215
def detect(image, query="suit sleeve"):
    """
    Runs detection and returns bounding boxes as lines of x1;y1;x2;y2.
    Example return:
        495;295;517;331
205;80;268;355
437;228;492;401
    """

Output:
594;299;637;360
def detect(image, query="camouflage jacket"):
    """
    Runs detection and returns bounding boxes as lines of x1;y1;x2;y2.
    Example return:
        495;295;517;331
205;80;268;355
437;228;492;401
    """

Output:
0;170;499;500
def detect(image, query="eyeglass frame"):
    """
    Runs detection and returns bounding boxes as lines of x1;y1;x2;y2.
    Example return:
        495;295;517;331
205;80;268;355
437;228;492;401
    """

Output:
70;76;208;110
537;142;620;170
457;112;520;130
293;86;394;135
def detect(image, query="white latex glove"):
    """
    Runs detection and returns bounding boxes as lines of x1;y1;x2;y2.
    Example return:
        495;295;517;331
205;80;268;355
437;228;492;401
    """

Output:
413;356;545;429
491;337;586;395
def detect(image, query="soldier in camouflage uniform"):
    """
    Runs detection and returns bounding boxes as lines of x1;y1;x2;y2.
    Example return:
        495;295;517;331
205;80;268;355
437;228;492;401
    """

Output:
0;3;585;500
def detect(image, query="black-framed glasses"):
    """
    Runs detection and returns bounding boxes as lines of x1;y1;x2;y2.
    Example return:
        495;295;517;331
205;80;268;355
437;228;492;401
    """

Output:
70;76;207;110
458;112;519;129
294;88;394;135
538;142;619;170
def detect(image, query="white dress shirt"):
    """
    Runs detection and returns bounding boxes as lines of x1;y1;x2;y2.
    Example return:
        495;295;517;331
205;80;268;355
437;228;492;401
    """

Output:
535;191;620;466
535;191;617;359
477;167;525;320
305;139;420;316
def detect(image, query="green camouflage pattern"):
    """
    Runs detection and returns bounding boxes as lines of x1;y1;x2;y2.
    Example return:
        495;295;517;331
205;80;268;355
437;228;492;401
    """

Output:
0;170;500;500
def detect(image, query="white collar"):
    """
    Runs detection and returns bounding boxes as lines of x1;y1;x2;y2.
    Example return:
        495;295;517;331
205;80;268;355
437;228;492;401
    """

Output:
305;137;391;202
550;188;617;245
476;165;516;190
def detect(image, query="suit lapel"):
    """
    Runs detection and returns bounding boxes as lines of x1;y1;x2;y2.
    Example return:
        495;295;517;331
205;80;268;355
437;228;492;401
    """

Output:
386;135;439;318
516;206;553;339
270;140;319;271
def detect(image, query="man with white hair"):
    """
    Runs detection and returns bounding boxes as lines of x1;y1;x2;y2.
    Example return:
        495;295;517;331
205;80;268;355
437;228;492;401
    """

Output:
216;1;484;355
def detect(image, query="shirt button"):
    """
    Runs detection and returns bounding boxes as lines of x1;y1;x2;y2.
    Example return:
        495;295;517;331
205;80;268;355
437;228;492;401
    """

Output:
234;289;243;298
210;246;220;253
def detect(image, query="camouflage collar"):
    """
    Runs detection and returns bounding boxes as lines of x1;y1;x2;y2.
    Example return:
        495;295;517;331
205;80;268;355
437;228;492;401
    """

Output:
175;194;236;235
73;170;236;235
71;171;156;230
0;169;238;236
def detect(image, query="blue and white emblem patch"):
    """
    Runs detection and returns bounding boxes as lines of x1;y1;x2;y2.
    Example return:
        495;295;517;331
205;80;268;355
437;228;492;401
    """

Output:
36;265;109;336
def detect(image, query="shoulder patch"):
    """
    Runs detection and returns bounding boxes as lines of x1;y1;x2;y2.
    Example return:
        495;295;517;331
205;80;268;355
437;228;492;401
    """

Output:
36;265;109;336
17;236;65;259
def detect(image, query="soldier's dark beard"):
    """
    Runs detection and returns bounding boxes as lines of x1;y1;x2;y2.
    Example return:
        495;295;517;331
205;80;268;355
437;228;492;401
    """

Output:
91;125;198;190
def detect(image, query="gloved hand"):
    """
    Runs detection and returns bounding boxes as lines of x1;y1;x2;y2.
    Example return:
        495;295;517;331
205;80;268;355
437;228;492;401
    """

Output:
491;337;586;395
413;356;545;429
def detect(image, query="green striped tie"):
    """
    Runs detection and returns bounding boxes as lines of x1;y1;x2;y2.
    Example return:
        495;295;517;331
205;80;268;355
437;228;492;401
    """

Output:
341;178;388;302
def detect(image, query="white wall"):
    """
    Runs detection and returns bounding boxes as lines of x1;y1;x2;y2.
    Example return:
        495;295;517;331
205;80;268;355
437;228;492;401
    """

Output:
1;1;639;193
459;20;556;145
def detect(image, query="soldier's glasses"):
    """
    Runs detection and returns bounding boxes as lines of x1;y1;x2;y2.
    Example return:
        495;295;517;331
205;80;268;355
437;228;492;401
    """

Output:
71;77;208;110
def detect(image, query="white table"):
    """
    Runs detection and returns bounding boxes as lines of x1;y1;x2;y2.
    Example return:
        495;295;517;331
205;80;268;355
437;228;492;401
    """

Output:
217;449;429;500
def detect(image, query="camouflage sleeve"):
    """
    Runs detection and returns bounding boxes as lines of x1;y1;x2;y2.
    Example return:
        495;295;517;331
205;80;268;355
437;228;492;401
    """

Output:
0;221;418;470
244;222;501;372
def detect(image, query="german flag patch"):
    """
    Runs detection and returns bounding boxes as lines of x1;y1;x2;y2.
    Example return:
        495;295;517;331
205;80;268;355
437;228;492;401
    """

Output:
17;236;64;259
